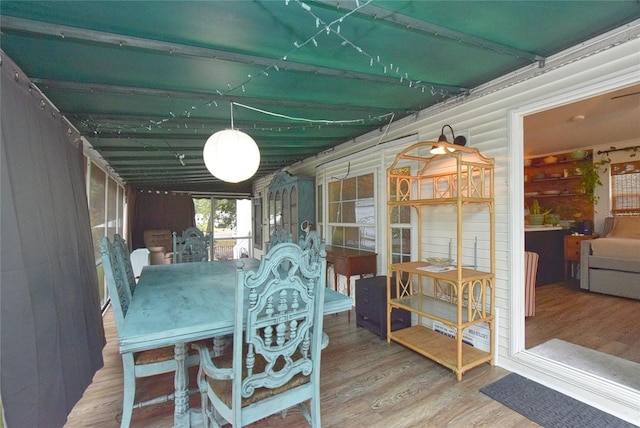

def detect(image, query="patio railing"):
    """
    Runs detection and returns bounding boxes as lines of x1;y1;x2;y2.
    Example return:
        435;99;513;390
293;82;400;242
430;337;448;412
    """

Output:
211;234;253;260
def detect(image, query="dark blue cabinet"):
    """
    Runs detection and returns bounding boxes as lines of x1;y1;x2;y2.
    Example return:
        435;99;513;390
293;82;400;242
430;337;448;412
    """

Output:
355;275;410;339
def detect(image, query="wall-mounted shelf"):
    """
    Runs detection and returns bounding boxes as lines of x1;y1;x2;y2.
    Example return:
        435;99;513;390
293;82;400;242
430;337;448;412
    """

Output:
526;193;585;199
524;150;594;222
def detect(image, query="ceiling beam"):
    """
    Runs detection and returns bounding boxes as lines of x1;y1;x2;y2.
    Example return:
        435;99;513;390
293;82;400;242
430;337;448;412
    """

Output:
314;0;545;66
33;79;404;114
78;127;373;140
92;140;334;151
2;16;467;94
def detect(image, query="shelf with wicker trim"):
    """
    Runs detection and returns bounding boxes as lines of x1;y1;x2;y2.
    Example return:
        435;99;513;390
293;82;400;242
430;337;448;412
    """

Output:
386;141;495;381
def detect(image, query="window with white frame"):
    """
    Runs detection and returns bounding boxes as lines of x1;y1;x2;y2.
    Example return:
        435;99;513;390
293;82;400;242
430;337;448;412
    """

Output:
389;167;412;263
316;183;323;238
328;173;375;251
611;160;640;214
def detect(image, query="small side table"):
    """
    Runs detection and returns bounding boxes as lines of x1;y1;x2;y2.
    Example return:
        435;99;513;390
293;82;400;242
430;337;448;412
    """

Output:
564;234;596;279
325;246;377;322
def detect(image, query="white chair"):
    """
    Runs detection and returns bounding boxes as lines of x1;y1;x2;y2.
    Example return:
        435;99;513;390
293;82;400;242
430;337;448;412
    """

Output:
101;236;201;427
129;247;150;279
192;242;327;427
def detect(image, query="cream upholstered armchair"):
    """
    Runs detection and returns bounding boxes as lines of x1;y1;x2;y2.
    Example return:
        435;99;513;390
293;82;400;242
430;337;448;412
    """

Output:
143;229;174;265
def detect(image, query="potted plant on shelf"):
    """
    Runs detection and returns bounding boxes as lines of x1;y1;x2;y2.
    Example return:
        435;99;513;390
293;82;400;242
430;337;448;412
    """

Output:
528;199;551;226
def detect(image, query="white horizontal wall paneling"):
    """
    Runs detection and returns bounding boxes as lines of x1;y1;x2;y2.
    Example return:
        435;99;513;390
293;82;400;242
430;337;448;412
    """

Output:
375;36;640;422
409;34;640;423
268;33;639;422
503;40;640;423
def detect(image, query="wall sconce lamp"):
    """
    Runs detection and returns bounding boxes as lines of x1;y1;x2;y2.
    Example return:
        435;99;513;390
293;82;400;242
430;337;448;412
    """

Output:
430;124;467;154
203;104;261;183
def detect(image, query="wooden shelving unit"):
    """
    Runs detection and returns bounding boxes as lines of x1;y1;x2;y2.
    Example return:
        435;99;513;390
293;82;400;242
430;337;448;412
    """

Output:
524;150;594;222
386;141;495;380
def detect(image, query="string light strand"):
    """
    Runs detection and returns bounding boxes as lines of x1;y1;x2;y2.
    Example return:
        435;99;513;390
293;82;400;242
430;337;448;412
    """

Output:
232;101;391;125
81;0;456;137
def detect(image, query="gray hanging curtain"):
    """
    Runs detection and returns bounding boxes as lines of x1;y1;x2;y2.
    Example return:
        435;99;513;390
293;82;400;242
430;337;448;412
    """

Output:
1;52;105;427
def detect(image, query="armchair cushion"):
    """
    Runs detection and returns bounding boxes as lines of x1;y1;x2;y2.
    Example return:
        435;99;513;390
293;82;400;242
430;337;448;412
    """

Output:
143;229;173;250
144;229;174;264
607;216;640;239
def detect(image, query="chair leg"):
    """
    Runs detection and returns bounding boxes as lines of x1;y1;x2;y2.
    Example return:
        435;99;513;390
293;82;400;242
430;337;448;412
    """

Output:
121;355;136;428
310;393;321;428
196;363;211;428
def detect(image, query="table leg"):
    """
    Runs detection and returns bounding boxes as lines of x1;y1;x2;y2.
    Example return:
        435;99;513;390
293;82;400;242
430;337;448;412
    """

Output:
174;342;190;428
328;262;354;322
213;335;226;357
331;264;338;293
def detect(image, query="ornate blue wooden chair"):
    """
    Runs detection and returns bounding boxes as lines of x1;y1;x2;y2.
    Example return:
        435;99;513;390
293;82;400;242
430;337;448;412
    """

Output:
266;228;293;252
298;229;323;264
101;236;202;427
192;242;327;427
113;234;137;296
173;227;210;263
298;229;330;349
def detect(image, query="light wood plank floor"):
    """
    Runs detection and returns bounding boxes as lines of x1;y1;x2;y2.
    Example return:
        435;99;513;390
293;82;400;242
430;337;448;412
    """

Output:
525;280;640;364
66;281;639;427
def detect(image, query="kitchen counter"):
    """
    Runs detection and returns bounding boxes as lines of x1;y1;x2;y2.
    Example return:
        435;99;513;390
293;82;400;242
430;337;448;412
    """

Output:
525;228;566;286
524;226;563;232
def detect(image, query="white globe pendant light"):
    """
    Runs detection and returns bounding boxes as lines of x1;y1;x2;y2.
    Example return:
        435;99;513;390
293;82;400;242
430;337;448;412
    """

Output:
203;129;260;183
203;104;260;183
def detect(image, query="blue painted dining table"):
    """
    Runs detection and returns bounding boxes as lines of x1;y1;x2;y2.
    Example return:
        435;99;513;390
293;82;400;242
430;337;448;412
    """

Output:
118;258;352;427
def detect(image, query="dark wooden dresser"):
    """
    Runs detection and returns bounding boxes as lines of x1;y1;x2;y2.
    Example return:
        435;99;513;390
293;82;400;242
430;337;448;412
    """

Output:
355;276;410;339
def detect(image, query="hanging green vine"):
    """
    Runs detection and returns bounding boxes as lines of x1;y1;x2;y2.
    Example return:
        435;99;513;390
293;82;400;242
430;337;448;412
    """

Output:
576;154;611;204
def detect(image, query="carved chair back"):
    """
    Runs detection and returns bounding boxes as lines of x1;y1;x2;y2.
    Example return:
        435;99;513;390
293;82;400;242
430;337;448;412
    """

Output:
173;226;209;263
113;234;137;296
267;228;293;252
241;241;326;389
100;236;132;332
194;242;327;427
298;230;325;265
